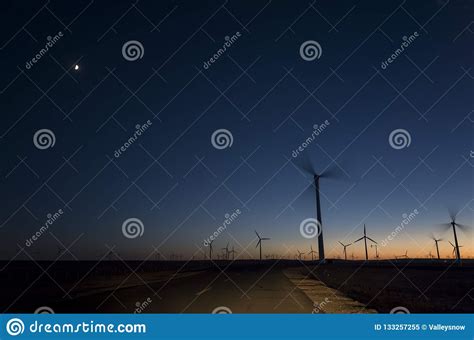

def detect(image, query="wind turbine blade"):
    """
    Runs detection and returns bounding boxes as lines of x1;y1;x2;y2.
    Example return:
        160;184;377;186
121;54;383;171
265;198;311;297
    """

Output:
255;230;261;239
256;240;261;248
448;207;458;222
455;223;471;231
366;237;377;244
319;164;345;180
354;237;364;243
338;241;344;246
262;238;270;240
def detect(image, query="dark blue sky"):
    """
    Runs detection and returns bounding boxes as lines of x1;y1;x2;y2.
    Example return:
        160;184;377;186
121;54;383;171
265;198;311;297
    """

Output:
0;0;472;260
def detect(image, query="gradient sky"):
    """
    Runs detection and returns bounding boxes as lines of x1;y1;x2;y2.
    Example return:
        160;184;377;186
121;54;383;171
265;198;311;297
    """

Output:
0;0;472;261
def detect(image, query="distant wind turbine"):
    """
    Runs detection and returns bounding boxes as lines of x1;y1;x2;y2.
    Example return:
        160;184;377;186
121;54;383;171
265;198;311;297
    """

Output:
338;241;352;261
430;234;443;260
354;224;377;260
209;240;214;260
308;245;317;261
296;249;305;261
255;230;270;260
395;250;408;260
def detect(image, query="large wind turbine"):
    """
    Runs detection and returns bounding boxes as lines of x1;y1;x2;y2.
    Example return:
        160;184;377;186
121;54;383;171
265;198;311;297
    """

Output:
438;211;470;262
296;249;305;261
255;230;270;260
298;159;345;261
354;224;377;261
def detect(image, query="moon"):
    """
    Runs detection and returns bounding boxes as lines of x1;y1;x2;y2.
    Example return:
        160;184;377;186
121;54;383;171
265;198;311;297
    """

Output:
74;64;79;71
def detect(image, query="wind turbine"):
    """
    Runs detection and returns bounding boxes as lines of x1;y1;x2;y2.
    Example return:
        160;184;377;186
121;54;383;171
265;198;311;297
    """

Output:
229;246;236;260
297;158;346;261
430;234;443;260
209;240;214;260
308;245;317;261
449;241;463;259
354;224;377;260
255;230;270;260
296;249;305;261
222;243;230;260
338;241;352;261
395;250;408;260
371;244;380;259
438;211;470;262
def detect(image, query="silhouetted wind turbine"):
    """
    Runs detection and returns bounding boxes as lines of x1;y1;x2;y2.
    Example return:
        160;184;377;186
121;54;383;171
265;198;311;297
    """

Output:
438;211;470;262
296;249;305;261
430;234;443;260
395;250;408;260
354;224;377;260
371;244;379;259
449;241;463;259
255;230;270;260
338;241;352;261
222;242;230;260
297;158;346;261
209;240;214;260
229;246;236;260
308;245;317;261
